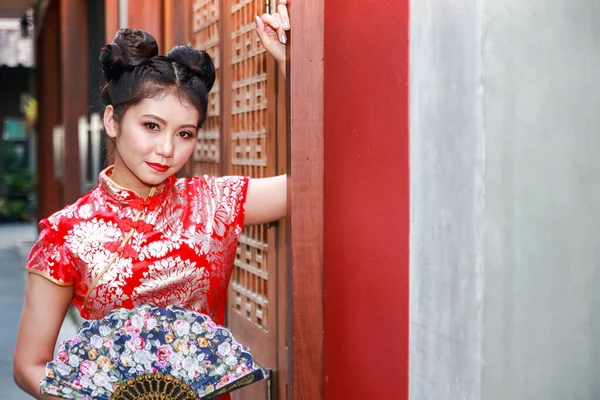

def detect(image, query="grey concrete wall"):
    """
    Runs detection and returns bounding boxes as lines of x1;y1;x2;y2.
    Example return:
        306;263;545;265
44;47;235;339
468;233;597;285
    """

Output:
411;0;600;399
409;0;484;398
482;0;600;398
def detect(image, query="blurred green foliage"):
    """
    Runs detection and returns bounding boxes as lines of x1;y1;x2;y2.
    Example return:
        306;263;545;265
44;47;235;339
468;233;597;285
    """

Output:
0;141;36;222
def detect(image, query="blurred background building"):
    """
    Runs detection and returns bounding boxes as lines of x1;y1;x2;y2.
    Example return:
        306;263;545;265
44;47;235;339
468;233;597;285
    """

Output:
0;3;35;223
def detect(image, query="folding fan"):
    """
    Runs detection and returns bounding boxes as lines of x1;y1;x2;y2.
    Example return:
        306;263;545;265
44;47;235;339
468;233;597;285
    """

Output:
40;303;268;399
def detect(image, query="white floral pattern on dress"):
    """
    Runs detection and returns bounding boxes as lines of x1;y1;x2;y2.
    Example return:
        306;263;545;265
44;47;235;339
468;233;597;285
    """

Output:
134;256;210;312
67;219;122;266
77;204;94;220
141;240;172;259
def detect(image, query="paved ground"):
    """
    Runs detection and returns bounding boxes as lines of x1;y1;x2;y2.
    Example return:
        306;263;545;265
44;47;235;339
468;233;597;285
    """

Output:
0;223;78;399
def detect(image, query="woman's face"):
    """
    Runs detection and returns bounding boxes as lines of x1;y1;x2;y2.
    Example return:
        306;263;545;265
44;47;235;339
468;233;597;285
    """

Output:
104;91;199;194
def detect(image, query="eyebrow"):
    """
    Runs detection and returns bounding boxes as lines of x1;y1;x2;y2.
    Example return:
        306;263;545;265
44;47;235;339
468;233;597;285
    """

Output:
142;114;197;130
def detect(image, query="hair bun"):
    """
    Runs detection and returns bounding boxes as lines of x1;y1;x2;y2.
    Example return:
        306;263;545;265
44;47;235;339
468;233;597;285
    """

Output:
166;45;216;92
100;29;159;81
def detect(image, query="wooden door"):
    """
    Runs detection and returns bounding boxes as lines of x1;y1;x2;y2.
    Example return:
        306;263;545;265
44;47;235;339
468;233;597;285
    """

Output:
190;1;287;398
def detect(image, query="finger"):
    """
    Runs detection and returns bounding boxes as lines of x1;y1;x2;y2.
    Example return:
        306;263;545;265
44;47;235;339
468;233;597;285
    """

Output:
254;15;268;42
261;13;281;31
271;14;287;44
277;3;290;30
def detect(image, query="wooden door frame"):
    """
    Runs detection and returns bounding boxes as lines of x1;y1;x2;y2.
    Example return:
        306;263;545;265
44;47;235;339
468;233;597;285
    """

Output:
219;0;231;177
287;1;325;399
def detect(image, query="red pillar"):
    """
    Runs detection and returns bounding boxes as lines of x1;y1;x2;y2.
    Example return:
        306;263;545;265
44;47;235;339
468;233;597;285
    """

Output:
322;1;410;399
105;0;119;41
164;0;189;50
35;0;62;218
60;0;88;204
127;0;164;51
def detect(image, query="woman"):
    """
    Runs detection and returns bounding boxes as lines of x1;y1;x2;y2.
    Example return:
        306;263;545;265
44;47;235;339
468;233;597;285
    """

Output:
13;4;290;399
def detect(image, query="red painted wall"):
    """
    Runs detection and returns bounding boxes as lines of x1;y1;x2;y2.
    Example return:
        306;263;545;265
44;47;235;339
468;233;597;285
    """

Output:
323;1;410;399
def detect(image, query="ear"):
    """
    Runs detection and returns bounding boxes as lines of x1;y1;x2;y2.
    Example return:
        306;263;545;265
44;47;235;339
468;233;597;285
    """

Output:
103;105;118;139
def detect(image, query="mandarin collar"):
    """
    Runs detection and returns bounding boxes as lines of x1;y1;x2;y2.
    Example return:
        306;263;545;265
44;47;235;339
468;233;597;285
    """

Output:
98;166;175;210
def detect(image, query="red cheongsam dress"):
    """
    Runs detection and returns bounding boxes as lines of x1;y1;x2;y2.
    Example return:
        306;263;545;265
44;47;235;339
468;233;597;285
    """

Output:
27;166;249;399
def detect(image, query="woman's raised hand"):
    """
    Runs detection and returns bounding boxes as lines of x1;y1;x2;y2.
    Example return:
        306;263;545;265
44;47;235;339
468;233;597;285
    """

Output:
255;0;290;73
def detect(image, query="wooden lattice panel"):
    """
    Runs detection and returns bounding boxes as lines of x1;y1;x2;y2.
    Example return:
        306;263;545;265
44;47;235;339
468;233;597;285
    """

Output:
229;0;270;331
192;0;221;177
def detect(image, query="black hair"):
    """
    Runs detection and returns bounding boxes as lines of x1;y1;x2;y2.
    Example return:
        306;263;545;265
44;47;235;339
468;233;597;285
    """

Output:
99;28;216;128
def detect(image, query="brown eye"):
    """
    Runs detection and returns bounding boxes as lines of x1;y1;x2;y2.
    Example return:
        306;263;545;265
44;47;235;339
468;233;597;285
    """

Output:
178;131;194;139
144;122;160;131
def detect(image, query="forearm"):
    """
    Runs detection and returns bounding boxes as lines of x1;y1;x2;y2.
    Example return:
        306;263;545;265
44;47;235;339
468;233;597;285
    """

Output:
15;275;74;400
14;364;61;400
278;59;286;79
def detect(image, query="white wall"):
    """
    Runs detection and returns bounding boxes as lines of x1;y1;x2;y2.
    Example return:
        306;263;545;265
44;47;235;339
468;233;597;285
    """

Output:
411;0;600;398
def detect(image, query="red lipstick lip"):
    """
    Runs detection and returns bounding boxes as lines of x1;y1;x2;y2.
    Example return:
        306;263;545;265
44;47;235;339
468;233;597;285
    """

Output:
146;162;169;172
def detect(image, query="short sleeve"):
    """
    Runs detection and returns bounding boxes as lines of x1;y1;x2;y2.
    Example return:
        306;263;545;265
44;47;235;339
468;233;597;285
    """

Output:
201;175;250;232
26;218;78;286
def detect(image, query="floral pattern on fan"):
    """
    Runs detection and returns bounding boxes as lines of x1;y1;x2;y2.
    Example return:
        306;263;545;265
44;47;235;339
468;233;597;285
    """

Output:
40;304;267;399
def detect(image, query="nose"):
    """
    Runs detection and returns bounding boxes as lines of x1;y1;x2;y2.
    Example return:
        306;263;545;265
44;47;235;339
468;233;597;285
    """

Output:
155;134;174;158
